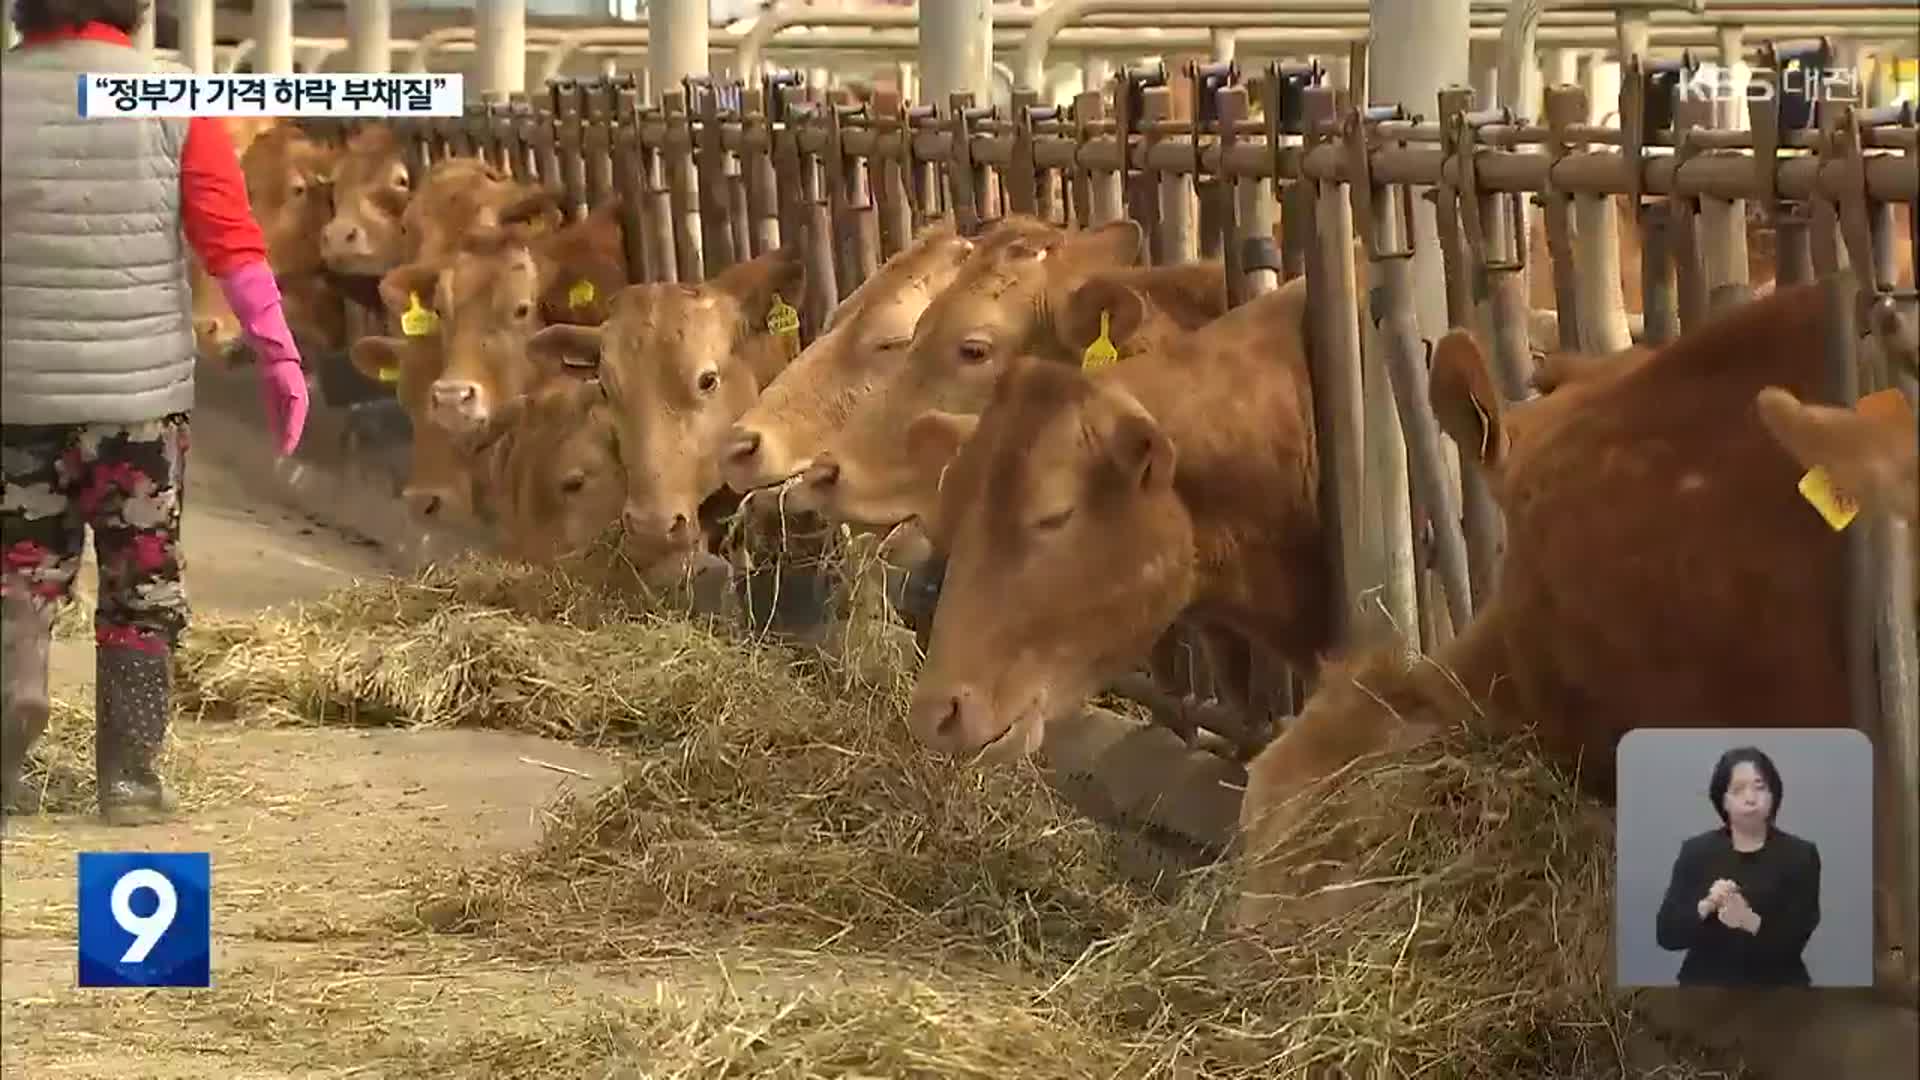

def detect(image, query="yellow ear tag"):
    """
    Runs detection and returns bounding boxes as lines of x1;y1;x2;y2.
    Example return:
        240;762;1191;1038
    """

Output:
1082;309;1119;371
1797;466;1860;531
567;278;596;309
766;293;800;339
400;292;438;337
377;365;400;384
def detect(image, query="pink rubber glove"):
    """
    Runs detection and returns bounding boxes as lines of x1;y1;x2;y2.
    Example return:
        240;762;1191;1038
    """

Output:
217;260;310;457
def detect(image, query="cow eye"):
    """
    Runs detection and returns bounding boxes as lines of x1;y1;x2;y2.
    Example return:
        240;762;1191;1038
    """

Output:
959;339;992;363
290;180;306;198
513;301;533;320
560;471;587;494
394;170;411;189
1033;508;1073;531
696;370;720;393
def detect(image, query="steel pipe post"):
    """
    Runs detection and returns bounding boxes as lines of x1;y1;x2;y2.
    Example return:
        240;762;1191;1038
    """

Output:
348;0;392;74
253;0;294;74
921;0;994;106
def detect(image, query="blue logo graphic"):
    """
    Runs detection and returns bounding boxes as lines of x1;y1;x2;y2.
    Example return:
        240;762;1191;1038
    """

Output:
76;852;211;988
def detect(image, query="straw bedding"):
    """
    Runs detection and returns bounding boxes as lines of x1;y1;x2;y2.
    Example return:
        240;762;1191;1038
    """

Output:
147;555;1726;1078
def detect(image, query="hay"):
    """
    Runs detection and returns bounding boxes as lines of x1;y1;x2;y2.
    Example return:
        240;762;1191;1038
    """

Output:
173;557;1729;1079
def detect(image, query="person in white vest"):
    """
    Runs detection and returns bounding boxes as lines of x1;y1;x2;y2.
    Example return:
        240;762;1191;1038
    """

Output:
1;0;309;824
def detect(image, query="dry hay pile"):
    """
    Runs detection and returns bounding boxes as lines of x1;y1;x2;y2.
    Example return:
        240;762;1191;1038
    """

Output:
170;556;1724;1079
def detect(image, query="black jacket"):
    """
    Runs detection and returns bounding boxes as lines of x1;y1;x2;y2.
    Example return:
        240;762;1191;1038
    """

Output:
1654;825;1822;987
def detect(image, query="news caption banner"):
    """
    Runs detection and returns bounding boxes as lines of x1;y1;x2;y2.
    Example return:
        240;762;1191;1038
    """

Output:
76;852;212;988
78;73;463;118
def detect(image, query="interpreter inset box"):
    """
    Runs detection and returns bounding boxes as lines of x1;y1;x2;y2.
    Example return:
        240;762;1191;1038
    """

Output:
1613;728;1874;989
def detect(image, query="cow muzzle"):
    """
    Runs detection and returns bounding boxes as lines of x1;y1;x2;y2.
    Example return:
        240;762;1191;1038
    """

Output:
906;681;1035;762
428;381;487;433
402;486;455;521
320;218;374;260
622;504;700;552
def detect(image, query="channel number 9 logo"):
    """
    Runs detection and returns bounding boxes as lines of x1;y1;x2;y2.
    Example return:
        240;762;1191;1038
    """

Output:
76;852;211;988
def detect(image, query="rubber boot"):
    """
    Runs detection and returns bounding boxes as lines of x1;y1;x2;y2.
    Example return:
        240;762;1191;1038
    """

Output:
95;642;177;826
1;590;54;816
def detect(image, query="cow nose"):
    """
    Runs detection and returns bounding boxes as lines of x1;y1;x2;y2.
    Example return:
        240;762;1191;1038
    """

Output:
324;221;364;251
800;455;840;491
431;381;479;409
194;317;222;342
622;506;696;547
908;683;983;754
402;488;444;519
667;512;694;544
723;425;762;465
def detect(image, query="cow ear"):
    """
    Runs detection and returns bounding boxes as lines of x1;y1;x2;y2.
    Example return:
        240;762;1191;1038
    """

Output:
1061;276;1148;360
1756;385;1919;524
378;262;441;321
1429;329;1507;471
1529;347;1624;395
528;323;604;382
368;184;411;218
349;335;408;383
1104;408;1175;494
499;186;565;229
710;246;807;330
1065;218;1145;268
904;410;980;488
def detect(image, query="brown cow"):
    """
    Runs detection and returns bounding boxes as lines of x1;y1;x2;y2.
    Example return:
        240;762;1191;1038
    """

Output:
524;247;809;574
191;117;291;361
234;122;349;354
320;125;555;280
900;275;1328;761
373;194;621;438
346;331;482;523
350;198;626;523
719;222;984;496
314;122;413;276
1239;285;1866;866
788;217;1147;527
461;370;625;565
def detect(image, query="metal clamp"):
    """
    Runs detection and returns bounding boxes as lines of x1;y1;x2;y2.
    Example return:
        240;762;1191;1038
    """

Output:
1452;101;1529;280
1115;62;1167;194
1263;60;1322;204
1774;37;1833;133
1345;103;1415;261
1188;59;1238;176
763;69;804;127
1831;104;1897;297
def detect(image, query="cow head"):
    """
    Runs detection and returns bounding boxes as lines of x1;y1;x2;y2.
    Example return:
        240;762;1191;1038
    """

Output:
721;222;979;496
468;374;627;565
527;246;808;574
317;123;413;276
794;217;1144;527
348;332;477;525
238;123;341;279
372;214;576;436
903;356;1193;762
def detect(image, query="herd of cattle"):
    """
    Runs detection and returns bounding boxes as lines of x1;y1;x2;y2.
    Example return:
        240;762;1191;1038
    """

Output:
192;114;1918;909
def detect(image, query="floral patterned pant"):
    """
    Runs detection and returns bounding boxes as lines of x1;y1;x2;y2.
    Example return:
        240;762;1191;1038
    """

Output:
0;415;190;653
